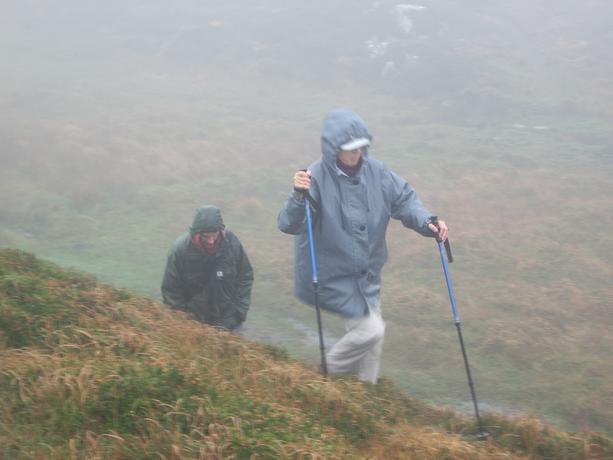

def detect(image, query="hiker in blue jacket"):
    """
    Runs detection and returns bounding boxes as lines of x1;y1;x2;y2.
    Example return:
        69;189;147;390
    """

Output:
278;108;448;383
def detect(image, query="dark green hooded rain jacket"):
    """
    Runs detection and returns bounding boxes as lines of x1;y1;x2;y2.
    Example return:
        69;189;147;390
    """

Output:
161;206;254;330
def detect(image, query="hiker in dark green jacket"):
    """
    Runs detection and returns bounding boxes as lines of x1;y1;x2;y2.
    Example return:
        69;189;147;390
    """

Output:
161;205;254;331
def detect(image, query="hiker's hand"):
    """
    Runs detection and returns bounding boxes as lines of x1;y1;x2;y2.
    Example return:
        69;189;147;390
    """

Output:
293;169;311;192
428;219;448;241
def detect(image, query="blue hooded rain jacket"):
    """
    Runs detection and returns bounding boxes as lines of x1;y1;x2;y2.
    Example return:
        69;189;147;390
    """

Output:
278;108;433;318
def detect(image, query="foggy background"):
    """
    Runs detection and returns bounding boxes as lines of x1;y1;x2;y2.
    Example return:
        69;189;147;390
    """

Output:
1;0;612;435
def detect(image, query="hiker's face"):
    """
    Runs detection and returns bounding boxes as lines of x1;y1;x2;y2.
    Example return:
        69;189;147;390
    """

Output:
200;231;220;246
337;148;362;167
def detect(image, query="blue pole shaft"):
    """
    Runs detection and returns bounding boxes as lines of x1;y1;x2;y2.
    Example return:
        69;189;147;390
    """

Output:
437;241;460;323
305;202;318;284
305;200;327;375
436;240;486;436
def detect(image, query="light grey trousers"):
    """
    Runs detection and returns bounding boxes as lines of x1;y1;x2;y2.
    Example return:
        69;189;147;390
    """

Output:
326;308;386;384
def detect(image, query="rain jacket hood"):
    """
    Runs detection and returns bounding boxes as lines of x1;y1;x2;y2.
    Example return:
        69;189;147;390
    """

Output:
321;108;372;169
190;205;225;234
278;108;434;318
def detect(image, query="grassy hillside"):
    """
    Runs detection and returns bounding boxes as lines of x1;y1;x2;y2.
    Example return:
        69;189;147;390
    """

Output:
3;109;611;436
1;248;612;459
1;0;612;440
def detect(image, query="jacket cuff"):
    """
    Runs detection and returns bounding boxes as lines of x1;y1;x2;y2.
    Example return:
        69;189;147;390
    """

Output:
291;190;305;203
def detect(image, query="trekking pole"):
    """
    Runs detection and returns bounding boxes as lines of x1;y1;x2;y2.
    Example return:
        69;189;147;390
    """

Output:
431;217;489;439
301;184;328;376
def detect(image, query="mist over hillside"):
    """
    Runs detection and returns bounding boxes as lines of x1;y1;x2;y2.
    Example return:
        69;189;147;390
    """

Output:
3;0;613;109
2;0;612;219
1;0;612;436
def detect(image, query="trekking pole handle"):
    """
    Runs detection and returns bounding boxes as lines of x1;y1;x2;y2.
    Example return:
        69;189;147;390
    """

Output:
294;168;318;210
430;216;453;263
293;168;310;195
